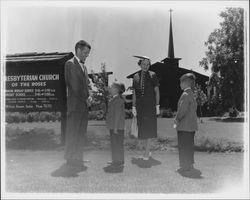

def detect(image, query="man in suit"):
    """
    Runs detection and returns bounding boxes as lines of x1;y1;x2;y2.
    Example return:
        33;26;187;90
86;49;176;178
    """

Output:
64;40;92;170
174;73;201;177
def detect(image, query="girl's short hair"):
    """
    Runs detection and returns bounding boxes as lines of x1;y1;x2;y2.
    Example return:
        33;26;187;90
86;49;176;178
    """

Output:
112;82;126;95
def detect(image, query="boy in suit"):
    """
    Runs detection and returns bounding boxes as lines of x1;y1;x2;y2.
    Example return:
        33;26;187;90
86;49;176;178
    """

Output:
106;82;126;168
174;73;201;176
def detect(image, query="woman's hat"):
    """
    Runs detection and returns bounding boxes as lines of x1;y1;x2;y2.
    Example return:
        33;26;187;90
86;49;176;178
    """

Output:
133;55;150;60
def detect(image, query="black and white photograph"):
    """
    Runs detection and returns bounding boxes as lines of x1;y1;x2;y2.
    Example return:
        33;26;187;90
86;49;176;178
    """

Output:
1;0;249;199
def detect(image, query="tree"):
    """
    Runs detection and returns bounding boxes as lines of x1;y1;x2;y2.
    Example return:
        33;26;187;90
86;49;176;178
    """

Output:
91;63;111;119
193;84;208;122
199;8;244;112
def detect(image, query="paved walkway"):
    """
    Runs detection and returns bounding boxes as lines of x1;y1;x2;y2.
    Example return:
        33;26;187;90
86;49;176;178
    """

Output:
4;149;246;195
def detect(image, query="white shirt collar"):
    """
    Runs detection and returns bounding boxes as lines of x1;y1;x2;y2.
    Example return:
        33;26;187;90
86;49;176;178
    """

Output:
75;56;82;65
184;87;191;91
113;94;119;98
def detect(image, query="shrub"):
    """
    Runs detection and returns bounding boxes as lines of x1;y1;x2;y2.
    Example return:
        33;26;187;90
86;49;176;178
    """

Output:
19;113;27;123
6;113;14;124
27;112;34;122
194;136;243;152
5;112;61;123
55;112;61;121
160;108;174;118
39;112;46;122
12;112;21;123
125;109;133;119
33;112;40;122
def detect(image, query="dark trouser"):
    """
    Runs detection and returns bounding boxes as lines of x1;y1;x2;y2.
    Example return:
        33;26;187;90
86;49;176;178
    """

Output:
177;131;195;170
110;129;124;164
64;111;88;164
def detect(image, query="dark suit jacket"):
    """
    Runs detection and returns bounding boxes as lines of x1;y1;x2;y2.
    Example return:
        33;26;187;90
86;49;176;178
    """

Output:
175;89;198;132
64;57;89;112
106;95;125;130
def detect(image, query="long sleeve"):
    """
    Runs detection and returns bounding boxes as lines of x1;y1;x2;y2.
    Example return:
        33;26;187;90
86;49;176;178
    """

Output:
175;93;190;122
65;62;86;102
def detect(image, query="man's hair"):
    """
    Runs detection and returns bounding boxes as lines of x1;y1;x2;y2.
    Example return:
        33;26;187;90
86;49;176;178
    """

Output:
75;40;91;53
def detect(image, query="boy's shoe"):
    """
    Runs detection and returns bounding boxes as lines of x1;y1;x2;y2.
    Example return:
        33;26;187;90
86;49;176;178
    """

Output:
107;161;124;166
176;167;202;177
104;164;124;173
176;166;193;173
111;161;124;166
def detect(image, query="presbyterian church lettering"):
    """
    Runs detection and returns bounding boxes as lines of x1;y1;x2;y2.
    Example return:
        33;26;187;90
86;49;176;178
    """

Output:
6;74;60;88
5;73;61;111
6;74;59;82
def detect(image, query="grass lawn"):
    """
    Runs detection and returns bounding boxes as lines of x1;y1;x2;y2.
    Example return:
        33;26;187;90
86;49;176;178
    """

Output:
6;117;245;143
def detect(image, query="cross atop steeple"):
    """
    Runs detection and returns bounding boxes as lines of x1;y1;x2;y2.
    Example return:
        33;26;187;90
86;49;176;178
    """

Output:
168;9;174;59
161;9;181;67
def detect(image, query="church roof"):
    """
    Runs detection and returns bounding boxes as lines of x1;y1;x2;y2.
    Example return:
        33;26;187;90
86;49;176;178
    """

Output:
5;52;74;63
126;62;208;79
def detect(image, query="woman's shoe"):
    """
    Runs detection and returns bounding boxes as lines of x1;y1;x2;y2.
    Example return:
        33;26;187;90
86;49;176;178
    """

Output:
142;156;150;161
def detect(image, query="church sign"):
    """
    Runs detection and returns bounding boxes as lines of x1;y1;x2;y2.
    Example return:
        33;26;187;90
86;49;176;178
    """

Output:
5;52;74;143
5;73;62;111
5;52;73;112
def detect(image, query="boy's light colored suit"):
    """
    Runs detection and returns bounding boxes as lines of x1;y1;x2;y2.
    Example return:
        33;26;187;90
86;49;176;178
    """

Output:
175;88;198;170
64;57;89;162
175;88;198;132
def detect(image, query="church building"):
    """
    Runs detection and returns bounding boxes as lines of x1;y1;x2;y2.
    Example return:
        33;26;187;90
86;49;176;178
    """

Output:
127;10;209;111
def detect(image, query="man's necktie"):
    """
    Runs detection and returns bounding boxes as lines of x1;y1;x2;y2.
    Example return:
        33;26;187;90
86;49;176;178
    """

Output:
80;61;90;96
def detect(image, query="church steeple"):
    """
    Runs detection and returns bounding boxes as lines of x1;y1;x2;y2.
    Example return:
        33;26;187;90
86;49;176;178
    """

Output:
168;9;175;59
162;9;181;67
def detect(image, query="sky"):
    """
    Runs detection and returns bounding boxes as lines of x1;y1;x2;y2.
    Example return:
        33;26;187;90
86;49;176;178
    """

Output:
2;1;249;87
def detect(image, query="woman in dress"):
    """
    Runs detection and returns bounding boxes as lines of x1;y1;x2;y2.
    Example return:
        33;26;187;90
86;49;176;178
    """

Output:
132;56;160;160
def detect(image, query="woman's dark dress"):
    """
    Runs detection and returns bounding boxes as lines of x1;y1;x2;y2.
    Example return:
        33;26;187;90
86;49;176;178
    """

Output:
133;70;159;139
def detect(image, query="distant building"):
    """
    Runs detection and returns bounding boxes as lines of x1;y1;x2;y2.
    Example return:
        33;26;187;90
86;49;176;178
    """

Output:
127;10;209;111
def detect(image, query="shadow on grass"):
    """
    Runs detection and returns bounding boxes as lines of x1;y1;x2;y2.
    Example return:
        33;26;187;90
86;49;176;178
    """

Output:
6;128;61;151
131;157;162;168
51;163;88;177
103;165;124;173
209;117;244;123
177;168;203;179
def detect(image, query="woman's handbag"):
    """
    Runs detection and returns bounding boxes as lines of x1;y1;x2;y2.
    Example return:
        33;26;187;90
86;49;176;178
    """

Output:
130;117;138;138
